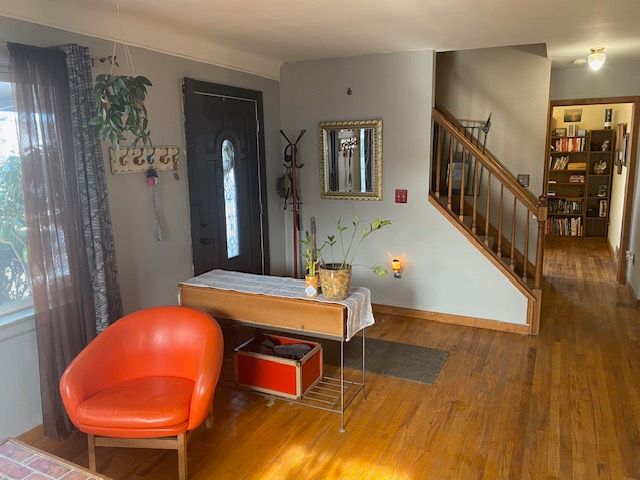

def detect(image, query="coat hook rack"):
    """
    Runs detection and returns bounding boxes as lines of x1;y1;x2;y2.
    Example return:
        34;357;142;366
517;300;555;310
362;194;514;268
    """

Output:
109;146;181;180
281;129;306;278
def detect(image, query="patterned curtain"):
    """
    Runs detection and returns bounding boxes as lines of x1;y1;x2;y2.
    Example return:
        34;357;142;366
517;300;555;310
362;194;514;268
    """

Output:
61;44;122;332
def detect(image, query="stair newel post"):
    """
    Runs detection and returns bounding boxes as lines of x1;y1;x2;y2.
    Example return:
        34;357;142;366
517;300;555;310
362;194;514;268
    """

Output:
484;172;491;246
447;137;455;210
459;149;466;221
510;196;517;271
435;124;444;198
523;210;530;283
497;185;504;258
534;196;548;290
472;155;479;234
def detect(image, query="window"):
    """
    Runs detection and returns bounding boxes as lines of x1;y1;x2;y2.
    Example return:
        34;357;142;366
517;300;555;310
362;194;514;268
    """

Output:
221;139;239;259
0;79;31;315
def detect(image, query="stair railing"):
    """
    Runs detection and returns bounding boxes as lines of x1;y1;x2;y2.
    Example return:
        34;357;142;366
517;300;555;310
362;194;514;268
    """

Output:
431;107;547;291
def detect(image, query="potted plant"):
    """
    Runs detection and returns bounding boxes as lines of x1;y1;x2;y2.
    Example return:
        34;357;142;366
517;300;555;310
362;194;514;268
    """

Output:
301;230;324;298
318;216;392;300
90;74;153;148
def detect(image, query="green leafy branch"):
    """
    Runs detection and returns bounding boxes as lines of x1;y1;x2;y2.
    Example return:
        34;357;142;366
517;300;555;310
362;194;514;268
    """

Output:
90;74;152;148
320;215;392;277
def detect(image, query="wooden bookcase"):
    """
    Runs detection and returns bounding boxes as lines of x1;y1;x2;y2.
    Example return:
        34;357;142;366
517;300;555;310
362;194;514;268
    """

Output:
545;129;615;237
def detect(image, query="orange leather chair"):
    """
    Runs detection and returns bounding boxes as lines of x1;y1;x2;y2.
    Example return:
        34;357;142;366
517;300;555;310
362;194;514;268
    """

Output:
60;306;223;480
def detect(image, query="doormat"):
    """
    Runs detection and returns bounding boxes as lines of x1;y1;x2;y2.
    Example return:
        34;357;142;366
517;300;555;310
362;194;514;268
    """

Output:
0;438;110;479
327;337;449;385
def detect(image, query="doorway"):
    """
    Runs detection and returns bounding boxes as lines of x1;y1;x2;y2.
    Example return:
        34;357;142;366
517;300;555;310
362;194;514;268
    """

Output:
183;78;269;276
544;97;640;284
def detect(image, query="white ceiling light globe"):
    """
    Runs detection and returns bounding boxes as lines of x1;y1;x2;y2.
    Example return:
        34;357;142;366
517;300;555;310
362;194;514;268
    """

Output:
588;48;606;71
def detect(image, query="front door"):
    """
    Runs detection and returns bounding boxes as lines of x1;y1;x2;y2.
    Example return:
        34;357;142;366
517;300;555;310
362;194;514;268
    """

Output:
183;78;268;275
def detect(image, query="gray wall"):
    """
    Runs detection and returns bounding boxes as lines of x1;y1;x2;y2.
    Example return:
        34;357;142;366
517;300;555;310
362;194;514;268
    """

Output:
551;62;640;295
0;15;286;438
280;51;528;323
551;63;640;100
436;46;551;197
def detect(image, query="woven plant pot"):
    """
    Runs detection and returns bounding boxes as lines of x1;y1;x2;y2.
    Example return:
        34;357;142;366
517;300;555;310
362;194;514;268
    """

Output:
318;264;351;301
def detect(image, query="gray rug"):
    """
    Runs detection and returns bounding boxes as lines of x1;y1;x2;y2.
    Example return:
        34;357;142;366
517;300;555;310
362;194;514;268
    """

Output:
327;337;449;385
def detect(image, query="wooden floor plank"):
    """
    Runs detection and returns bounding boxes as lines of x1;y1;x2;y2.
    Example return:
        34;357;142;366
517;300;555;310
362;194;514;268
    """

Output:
19;237;640;479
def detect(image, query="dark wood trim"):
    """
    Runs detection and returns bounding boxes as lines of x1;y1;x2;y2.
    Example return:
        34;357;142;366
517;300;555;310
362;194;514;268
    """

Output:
617;99;640;284
372;303;531;335
546;96;640;285
182;77;270;275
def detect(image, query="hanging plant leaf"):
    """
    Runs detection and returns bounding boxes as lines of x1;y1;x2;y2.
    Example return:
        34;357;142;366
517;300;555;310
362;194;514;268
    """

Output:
91;74;153;148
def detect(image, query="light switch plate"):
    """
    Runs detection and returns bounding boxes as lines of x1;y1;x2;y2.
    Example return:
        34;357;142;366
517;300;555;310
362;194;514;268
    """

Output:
517;174;530;187
395;189;408;203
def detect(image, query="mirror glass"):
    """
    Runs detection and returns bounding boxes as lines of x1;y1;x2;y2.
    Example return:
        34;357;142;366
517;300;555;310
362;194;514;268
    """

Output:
320;120;382;200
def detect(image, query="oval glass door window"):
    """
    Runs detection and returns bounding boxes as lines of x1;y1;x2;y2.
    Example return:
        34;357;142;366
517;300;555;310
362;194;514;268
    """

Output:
222;139;240;258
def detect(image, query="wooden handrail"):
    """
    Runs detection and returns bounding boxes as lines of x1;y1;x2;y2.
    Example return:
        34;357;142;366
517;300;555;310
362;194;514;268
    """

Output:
433;108;539;214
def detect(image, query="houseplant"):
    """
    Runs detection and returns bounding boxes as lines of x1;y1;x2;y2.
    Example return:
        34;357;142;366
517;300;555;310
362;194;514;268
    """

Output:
319;216;391;300
300;230;323;298
90;74;153;148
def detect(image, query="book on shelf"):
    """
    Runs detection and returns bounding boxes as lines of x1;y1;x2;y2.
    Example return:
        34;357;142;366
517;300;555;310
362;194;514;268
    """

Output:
569;174;585;184
548;198;583;215
552;137;586;153
546;217;582;236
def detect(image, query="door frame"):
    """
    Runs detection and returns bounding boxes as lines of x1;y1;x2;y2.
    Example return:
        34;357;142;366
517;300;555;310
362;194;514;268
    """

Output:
183;78;270;274
545;96;640;285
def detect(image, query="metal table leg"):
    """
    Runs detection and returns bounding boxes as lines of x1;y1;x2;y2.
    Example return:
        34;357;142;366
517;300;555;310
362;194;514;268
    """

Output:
362;328;366;400
340;339;345;433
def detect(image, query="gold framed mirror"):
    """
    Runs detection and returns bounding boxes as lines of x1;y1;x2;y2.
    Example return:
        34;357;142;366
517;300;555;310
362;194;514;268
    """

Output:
319;119;382;200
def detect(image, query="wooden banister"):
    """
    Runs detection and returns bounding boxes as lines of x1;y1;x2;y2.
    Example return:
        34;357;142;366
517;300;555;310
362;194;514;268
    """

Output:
431;107;546;333
432;108;538;214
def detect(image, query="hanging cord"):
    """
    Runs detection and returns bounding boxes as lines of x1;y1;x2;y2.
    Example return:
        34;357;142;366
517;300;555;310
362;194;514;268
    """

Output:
110;2;137;76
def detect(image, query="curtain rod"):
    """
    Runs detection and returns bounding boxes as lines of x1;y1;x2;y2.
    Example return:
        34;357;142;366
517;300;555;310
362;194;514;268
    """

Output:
0;41;118;68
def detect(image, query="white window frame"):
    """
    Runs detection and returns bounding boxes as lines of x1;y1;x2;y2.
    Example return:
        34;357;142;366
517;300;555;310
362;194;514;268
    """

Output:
0;52;35;333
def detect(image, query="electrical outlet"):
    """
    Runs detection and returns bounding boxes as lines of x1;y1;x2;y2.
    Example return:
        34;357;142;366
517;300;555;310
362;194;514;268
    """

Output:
395;189;408;203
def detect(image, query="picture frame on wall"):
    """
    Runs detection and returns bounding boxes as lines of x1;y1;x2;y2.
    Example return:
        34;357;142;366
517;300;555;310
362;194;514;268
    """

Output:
553;128;567;137
564;109;583;123
567;124;576;137
577;129;587;137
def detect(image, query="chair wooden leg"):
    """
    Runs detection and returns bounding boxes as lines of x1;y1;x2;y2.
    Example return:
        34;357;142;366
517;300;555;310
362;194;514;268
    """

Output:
205;405;214;429
177;432;187;480
87;434;96;471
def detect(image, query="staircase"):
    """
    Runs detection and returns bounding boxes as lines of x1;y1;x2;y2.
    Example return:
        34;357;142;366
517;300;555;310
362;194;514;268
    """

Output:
430;107;547;333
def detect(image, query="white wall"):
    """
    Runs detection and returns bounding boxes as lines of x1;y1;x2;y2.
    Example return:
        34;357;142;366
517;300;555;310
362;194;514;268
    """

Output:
280;51;529;324
436;46;552;197
0;15;287;438
550;63;640;293
551;103;634;257
0;316;42;437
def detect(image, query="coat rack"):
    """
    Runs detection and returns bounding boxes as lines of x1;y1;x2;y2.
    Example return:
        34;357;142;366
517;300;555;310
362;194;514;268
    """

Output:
281;129;306;278
109;146;181;179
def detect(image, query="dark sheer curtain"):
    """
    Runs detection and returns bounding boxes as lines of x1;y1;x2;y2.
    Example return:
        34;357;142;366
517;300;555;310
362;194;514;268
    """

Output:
328;130;338;191
9;43;97;438
364;129;373;192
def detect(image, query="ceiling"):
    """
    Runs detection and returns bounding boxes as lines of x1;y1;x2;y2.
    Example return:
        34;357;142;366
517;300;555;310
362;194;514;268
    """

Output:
1;0;639;79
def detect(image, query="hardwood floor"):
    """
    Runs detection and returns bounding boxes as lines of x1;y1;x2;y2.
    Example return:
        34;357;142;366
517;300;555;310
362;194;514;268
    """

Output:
20;237;640;479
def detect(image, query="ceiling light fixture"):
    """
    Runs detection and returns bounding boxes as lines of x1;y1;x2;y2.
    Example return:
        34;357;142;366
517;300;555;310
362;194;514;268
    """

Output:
588;48;606;71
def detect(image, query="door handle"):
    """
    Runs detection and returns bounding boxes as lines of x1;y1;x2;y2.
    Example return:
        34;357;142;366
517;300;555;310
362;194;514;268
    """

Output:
200;237;212;245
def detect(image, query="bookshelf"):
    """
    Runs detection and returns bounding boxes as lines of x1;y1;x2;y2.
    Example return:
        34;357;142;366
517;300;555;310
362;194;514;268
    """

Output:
545;129;615;237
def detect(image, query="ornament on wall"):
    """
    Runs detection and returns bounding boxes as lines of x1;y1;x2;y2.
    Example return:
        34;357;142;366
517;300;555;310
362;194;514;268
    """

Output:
109;146;181;179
